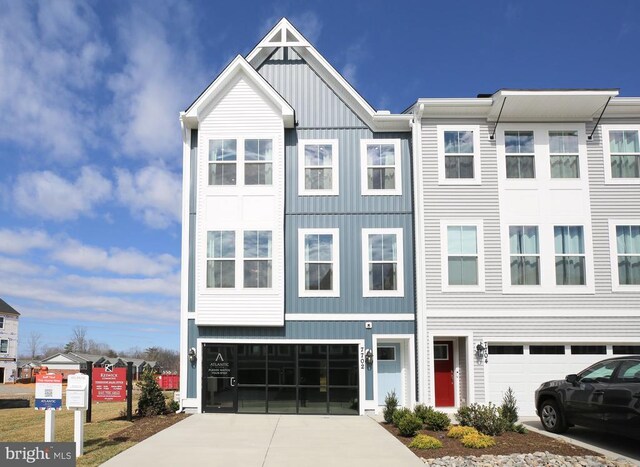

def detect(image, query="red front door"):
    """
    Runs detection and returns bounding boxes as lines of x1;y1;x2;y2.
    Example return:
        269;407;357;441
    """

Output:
434;341;454;407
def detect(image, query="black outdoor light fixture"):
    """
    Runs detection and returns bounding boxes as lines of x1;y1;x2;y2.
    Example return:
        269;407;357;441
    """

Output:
188;347;197;363
365;349;374;365
476;342;488;364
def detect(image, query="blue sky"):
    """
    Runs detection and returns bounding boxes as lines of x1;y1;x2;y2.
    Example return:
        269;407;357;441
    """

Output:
1;0;639;356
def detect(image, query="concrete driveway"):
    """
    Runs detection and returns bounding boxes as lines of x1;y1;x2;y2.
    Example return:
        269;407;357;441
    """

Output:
103;414;423;467
523;419;639;465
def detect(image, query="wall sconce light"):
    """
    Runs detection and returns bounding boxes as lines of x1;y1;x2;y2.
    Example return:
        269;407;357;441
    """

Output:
365;349;374;365
476;342;488;364
188;347;197;363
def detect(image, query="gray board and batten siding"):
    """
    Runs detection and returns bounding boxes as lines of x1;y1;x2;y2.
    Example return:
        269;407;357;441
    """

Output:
186;319;415;399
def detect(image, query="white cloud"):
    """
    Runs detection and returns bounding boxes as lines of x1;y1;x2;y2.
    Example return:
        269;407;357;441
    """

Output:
107;3;204;161
12;167;112;221
67;274;180;297
290;12;323;43
50;241;178;277
0;229;52;254
0;256;45;276
0;1;108;161
115;166;182;229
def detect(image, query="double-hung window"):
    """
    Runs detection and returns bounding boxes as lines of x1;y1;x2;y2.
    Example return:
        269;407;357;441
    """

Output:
554;226;585;285
362;229;403;296
549;131;579;178
505;131;535;178
243;231;272;288
207;231;235;288
245;139;273;185
509;226;540;285
0;339;7;354
299;140;338;195
299;229;339;296
0;316;4;329
609;129;640;179
209;139;237;185
444;130;475;179
446;225;479;286
360;140;401;195
616;225;640;285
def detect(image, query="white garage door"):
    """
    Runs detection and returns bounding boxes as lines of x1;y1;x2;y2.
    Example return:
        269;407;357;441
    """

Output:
485;344;609;416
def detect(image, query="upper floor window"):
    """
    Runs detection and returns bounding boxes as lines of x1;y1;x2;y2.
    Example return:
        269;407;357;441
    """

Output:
444;130;475;179
360;139;401;195
299;140;338;195
554;226;585;285
243;231;272;288
616;225;640;286
447;226;478;286
0;316;4;329
549;131;580;178
244;140;273;185
610;130;640;179
362;228;404;296
509;226;540;285
209;139;237;185
505;131;535;178
207;231;235;288
299;229;339;296
0;339;7;354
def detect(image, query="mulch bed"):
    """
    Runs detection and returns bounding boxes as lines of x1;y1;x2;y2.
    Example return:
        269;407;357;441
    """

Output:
109;413;190;442
381;423;600;458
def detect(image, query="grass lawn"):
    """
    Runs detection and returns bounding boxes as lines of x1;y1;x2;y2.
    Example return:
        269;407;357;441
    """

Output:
0;391;185;466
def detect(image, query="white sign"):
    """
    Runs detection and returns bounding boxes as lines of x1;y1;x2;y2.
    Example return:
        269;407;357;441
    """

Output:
66;373;89;410
35;373;63;410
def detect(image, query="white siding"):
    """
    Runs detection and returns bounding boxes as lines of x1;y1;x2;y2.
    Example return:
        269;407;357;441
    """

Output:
195;74;285;326
0;314;19;383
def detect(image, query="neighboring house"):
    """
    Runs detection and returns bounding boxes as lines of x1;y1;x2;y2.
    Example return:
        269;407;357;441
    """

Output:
114;358;160;379
179;18;415;415
17;361;41;380
40;352;160;380
0;298;20;383
408;90;640;415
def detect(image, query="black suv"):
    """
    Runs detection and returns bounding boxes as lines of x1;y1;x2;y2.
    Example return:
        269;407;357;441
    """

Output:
535;356;640;440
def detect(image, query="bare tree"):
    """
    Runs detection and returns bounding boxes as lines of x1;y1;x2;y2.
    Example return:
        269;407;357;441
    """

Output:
28;331;42;360
70;326;89;353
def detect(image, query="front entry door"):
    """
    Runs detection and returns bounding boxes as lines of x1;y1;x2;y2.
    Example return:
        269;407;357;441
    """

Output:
434;341;455;407
377;343;402;405
202;344;237;413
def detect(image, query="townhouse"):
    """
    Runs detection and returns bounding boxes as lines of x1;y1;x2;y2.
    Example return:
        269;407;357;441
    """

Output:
0;298;20;383
178;18;640;416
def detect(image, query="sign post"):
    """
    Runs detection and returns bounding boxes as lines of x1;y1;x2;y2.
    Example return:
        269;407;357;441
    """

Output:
86;360;93;423
35;373;62;442
66;373;89;458
126;362;133;422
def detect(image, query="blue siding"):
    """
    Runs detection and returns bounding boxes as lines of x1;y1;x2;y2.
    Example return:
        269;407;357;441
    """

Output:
285;213;414;314
189;320;415;400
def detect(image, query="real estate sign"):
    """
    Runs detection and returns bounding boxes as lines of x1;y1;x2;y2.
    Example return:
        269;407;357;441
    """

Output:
35;373;63;410
92;367;127;402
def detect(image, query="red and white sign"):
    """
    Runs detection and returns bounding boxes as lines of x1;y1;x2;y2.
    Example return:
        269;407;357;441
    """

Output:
92;367;127;402
35;373;63;410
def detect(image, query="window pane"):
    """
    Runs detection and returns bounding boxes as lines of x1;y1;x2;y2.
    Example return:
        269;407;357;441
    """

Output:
530;345;565;355
208;231;235;258
368;168;395;189
328;387;358;415
369;234;383;261
458;156;474;178
447;227;461;255
519;156;535;178
366;144;381;165
448;257;477;285
245;139;272;161
237;344;266;385
380;145;396;165
298;387;327;414
444;131;473;154
209;163;237;185
505;131;534;153
238;387;266;413
207;260;235;288
550;155;580;178
549;131;578;153
306;263;333;290
244;231;271;258
460;226;477;254
610;130;640;153
554;226;584;254
245;163;272;185
268;345;295;385
382;234;397;261
209;139;236;161
299;345;327;386
510;226;538;254
305;168;332;190
244;260;272;288
488;345;523;355
329;345;358;386
555;256;585;285
267;387;296;414
611;154;640;178
511;256;540;285
618;256;640;285
369;263;397;290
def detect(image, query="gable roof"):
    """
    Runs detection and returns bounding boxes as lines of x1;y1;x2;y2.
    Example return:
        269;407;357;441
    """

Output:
41;353;86;364
182;55;295;128
246;18;410;132
0;298;20;316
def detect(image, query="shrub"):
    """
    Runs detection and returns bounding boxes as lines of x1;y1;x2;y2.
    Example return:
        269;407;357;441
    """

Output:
397;413;423;437
424;410;450;431
460;432;496;449
413;404;433;424
409;434;442;449
167;399;180;412
383;391;399;424
512;423;527;434
454;403;509;436
392;407;413;427
499;387;519;425
447;425;478;439
137;368;167;416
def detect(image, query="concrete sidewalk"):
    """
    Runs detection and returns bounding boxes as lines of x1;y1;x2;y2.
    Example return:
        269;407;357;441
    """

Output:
103;414;424;467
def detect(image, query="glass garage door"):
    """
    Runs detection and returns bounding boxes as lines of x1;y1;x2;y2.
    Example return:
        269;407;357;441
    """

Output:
235;344;359;415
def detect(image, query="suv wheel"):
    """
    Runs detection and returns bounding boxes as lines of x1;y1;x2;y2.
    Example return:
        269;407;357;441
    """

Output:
539;399;567;433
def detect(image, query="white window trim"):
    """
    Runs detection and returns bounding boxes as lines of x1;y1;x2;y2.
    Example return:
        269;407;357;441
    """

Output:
440;220;485;292
206;137;275;189
433;343;449;361
609;219;640;292
0;338;8;354
361;228;404;297
602;125;640;185
298;139;339;196
377;345;396;362
437;125;482;185
298;228;340;297
360;139;402;195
